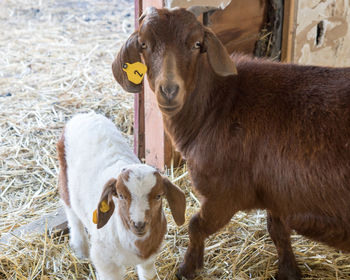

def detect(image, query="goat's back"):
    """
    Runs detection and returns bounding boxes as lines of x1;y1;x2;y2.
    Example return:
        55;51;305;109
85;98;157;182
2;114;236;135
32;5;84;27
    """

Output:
62;112;139;229
64;112;139;175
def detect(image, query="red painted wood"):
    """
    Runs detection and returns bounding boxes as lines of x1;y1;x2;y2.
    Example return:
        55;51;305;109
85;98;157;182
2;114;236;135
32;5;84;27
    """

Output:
142;0;166;170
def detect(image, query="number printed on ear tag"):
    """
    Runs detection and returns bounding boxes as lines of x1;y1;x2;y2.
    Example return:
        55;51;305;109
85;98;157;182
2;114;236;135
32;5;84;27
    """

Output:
122;62;147;85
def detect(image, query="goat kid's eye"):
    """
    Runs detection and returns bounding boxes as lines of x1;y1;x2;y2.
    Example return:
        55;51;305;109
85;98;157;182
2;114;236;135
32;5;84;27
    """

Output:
194;41;201;49
118;194;124;200
156;194;162;200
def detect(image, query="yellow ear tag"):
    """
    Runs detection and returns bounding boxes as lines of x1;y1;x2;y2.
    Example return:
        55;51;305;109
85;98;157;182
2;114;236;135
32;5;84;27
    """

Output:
100;200;110;213
122;62;147;85
92;209;98;224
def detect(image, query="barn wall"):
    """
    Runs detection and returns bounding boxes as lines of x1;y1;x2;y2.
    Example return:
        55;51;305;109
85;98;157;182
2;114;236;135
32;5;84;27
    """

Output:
293;0;350;66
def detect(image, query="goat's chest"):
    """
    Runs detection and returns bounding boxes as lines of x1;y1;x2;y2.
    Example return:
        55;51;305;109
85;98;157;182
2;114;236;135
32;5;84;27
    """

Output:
95;232;145;266
186;152;255;206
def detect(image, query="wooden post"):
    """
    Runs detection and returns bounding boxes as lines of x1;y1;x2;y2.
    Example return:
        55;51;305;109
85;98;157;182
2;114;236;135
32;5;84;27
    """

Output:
134;0;145;160
137;0;172;171
281;0;297;62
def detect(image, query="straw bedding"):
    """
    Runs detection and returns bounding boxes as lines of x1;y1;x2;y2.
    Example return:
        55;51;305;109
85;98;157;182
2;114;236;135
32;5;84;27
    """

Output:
1;0;350;279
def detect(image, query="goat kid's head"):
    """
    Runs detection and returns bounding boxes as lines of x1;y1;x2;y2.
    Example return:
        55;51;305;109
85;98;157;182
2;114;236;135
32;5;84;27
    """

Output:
96;164;186;237
112;7;237;116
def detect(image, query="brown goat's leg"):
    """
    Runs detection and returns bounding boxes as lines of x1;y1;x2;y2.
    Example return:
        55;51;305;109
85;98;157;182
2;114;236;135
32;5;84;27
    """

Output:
177;199;234;279
267;211;301;280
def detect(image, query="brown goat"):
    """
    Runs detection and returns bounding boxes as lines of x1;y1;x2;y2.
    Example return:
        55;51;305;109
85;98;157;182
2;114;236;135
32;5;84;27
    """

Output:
113;7;350;280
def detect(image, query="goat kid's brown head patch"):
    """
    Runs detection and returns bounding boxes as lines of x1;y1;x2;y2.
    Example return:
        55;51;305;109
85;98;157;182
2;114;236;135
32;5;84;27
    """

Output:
95;164;186;237
112;7;237;116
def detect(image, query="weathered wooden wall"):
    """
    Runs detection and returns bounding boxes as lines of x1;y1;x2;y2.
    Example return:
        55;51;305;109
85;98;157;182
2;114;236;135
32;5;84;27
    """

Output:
292;0;350;66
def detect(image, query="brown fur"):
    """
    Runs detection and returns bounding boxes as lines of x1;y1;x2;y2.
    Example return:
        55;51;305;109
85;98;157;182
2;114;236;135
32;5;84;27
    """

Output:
57;129;70;207
161;174;186;226
135;173;185;259
136;175;167;259
95;171;133;230
113;8;350;280
116;175;132;231
97;178;117;229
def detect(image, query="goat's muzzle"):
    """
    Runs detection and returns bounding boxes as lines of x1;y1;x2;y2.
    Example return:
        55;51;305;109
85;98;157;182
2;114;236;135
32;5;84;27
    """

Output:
156;82;183;115
159;83;179;101
131;220;147;237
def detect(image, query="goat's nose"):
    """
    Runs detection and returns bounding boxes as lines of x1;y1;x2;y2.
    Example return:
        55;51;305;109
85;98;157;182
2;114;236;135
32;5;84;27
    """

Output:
160;84;179;100
133;221;146;231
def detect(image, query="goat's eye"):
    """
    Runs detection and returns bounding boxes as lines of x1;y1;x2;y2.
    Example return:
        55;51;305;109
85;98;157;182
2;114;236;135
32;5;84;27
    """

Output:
118;194;124;200
141;42;147;49
156;194;162;200
194;41;201;49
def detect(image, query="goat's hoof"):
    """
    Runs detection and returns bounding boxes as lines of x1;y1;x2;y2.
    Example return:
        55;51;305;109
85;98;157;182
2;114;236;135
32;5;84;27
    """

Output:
176;264;196;280
176;271;193;280
275;267;302;280
175;271;186;280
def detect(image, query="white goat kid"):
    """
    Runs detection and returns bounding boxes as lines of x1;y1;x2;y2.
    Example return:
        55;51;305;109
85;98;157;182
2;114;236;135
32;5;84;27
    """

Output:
57;112;186;280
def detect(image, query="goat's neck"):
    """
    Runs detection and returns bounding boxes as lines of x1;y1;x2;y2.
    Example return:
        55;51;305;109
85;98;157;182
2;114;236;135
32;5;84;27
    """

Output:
164;68;237;158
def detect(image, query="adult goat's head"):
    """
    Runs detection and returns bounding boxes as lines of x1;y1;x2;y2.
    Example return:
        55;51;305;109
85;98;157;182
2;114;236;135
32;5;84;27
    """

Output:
112;7;237;116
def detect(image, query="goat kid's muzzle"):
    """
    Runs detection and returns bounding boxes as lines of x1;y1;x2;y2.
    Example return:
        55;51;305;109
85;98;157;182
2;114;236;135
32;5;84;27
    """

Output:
131;220;148;237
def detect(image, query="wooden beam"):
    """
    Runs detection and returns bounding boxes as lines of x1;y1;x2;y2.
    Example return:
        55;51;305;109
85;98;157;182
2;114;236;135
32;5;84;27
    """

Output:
281;0;297;62
0;207;67;244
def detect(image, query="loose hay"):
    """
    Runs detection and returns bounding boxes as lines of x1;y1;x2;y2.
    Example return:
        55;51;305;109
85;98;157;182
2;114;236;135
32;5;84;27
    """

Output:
1;0;350;279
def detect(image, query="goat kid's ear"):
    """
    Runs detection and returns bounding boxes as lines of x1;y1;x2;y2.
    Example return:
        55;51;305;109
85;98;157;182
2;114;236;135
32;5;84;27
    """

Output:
96;178;117;229
203;28;237;77
112;31;143;93
162;176;186;226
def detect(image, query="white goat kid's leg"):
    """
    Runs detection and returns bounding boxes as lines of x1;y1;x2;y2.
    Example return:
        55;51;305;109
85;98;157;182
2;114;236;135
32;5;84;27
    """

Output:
137;259;156;280
94;266;125;280
64;205;89;259
91;242;125;280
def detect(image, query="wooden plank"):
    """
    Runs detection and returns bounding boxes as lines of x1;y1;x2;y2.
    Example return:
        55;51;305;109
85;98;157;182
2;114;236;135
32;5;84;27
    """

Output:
0;207;67;244
281;0;297;62
209;0;267;55
142;0;167;170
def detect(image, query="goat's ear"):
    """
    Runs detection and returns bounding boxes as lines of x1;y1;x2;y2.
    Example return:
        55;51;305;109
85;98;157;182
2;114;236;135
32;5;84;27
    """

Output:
162;176;186;226
112;31;143;93
96;178;117;229
203;28;237;77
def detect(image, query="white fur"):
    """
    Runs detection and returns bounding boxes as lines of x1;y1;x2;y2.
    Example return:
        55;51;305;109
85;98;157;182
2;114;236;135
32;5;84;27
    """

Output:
62;112;159;280
123;165;157;223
